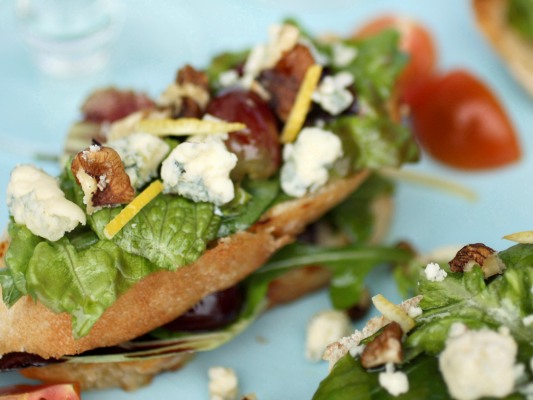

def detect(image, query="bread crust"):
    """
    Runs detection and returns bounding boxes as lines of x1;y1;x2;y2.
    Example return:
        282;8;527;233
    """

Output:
473;0;533;96
0;171;368;360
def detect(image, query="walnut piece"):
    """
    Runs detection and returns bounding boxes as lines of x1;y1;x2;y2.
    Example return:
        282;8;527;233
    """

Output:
259;44;315;121
360;321;403;369
449;243;505;278
158;65;210;119
71;145;135;214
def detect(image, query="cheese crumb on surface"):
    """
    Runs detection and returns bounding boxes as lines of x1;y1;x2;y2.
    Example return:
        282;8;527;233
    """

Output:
280;127;343;197
378;363;409;397
208;367;239;400
7;164;86;241
424;262;447;282
161;133;237;205
108;132;170;189
306;310;352;362
439;326;518;400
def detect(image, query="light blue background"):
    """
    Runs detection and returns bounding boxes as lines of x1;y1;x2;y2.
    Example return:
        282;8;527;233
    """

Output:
0;0;531;398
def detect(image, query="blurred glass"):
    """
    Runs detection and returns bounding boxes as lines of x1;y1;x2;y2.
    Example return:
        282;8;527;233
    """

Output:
15;0;123;77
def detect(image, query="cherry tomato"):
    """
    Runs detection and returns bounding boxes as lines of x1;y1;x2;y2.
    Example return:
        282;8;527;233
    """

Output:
356;15;437;103
409;70;521;169
0;383;81;400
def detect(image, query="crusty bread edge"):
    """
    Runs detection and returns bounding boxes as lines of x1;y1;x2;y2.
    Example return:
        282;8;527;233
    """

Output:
473;0;533;97
0;171;369;360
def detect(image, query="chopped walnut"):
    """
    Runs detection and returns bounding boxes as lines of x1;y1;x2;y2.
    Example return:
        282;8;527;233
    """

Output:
158;65;210;118
71;145;135;214
449;243;505;278
360;322;403;369
259;44;315;121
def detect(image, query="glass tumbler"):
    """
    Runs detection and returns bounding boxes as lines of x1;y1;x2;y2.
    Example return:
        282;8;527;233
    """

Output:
16;0;123;77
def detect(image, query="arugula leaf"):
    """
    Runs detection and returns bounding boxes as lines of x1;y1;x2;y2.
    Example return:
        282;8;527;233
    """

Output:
25;238;157;338
206;50;249;85
217;178;280;237
313;354;452;400
336;31;407;114
255;243;412;309
508;0;533;40
329;116;418;171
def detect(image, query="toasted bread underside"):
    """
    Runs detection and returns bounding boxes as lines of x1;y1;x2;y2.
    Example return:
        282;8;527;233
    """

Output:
473;0;533;96
0;171;369;361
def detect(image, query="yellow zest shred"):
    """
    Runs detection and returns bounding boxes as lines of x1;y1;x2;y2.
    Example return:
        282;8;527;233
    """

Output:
503;230;533;244
137;118;246;136
103;180;164;240
280;64;323;143
372;294;416;333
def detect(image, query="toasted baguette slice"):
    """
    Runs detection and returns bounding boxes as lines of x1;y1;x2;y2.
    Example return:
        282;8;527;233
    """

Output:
19;180;394;391
473;0;533;96
0;171;369;360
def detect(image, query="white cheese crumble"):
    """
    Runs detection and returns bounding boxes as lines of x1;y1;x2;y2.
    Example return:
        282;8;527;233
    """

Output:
208;366;239;400
439;325;518;400
424;262;447;282
378;363;409;397
331;42;357;67
306;310;352;362
312;72;354;115
7;164;86;241
161;133;237;205
280;127;343;197
108;132;170;189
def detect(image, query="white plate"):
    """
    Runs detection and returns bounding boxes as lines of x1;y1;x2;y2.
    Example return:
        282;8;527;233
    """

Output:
0;0;531;398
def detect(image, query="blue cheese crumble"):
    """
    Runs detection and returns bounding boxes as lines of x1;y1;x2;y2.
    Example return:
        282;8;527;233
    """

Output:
7;164;86;241
312;72;354;116
108;132;170;189
161;134;237;205
280;127;343;197
208;366;239;400
439;325;518;400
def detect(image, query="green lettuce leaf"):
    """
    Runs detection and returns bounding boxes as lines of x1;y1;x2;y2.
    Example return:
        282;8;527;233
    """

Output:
25;238;157;338
4;223;44;295
88;195;221;271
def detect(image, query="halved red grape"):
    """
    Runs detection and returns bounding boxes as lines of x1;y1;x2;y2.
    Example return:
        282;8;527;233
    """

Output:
206;90;281;180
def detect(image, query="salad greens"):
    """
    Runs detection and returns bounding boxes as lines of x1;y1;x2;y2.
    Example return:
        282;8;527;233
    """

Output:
0;21;417;340
313;243;533;400
508;0;533;41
